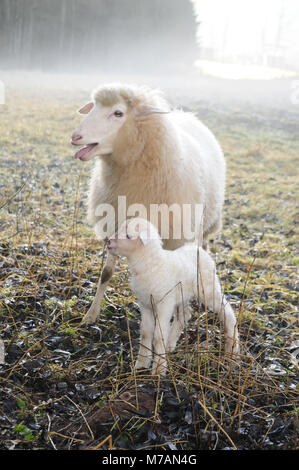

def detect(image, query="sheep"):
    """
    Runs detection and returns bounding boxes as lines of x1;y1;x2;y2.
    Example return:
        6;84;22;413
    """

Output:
107;218;239;376
71;83;226;324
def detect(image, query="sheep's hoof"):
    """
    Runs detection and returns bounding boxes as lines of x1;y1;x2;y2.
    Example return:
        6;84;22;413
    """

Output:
81;312;98;325
151;361;167;376
225;338;240;356
134;367;151;376
135;358;152;371
151;368;167;377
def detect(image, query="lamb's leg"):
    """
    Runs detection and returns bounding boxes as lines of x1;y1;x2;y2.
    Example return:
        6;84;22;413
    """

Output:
81;252;117;325
166;304;192;352
151;302;173;375
135;307;155;371
205;280;239;354
220;300;239;354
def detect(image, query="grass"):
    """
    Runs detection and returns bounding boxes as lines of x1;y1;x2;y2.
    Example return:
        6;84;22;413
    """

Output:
0;85;298;450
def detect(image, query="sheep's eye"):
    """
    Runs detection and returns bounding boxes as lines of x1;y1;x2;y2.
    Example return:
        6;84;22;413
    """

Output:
114;110;124;117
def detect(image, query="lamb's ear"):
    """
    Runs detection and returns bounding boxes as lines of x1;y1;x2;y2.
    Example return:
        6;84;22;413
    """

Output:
77;102;94;115
135;104;170;117
139;230;151;246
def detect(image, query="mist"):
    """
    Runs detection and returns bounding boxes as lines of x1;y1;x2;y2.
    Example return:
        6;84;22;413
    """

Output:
0;0;298;117
0;0;197;73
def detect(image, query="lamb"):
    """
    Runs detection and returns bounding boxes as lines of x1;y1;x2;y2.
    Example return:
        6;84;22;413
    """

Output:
71;83;226;325
107;218;239;375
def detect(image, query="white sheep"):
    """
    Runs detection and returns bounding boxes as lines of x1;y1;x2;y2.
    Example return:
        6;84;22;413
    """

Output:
71;83;226;324
107;218;239;376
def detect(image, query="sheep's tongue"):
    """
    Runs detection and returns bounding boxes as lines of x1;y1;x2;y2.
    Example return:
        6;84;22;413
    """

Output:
74;143;97;160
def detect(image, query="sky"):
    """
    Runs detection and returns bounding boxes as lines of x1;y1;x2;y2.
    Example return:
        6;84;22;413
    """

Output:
192;0;299;66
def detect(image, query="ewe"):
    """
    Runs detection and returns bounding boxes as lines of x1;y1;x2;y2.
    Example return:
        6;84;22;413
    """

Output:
107;218;239;375
71;83;226;325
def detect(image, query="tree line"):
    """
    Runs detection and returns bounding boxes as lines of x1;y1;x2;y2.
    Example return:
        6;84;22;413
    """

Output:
0;0;199;72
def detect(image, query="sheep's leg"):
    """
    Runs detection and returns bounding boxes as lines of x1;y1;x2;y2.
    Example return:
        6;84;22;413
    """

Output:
205;279;239;354
166;304;192;352
81;252;117;325
135;307;155;371
222;297;240;354
220;300;239;354
151;302;173;375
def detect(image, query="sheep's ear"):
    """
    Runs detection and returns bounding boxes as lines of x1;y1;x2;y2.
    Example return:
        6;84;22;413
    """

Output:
135;104;170;117
77;102;94;115
139;230;151;246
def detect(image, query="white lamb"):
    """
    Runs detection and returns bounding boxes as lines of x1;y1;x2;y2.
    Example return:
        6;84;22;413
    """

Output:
71;83;226;325
107;218;239;376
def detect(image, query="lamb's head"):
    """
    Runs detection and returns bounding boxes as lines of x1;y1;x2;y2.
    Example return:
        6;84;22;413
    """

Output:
71;83;169;162
107;217;162;258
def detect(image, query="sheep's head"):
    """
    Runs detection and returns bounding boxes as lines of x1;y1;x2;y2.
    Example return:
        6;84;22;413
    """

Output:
107;217;162;258
71;83;169;161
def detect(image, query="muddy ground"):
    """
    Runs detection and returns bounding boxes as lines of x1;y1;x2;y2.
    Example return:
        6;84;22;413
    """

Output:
0;72;298;450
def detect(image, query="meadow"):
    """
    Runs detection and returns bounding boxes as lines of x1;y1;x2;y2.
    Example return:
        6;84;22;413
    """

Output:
0;80;298;449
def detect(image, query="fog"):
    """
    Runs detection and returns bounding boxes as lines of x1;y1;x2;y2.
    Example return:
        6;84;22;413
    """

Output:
0;0;197;73
0;0;298;114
